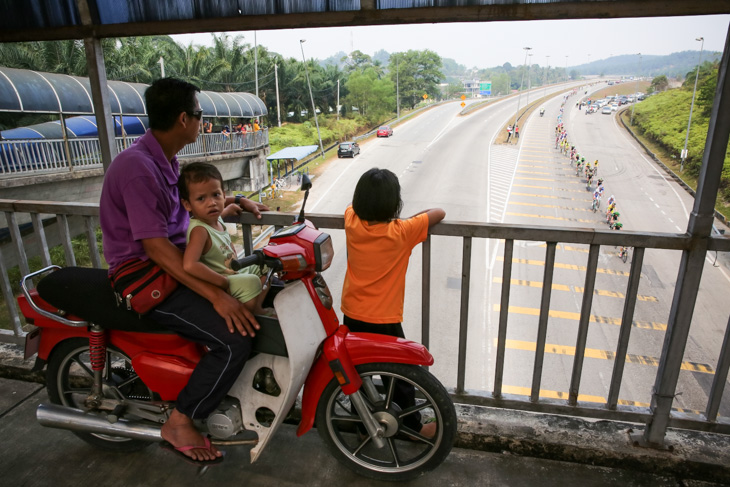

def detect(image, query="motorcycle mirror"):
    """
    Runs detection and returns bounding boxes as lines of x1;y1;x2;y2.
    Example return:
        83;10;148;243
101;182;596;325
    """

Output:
300;174;312;191
297;175;312;223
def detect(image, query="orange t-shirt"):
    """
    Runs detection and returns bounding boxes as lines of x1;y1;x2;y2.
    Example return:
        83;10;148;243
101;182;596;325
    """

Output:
341;206;429;323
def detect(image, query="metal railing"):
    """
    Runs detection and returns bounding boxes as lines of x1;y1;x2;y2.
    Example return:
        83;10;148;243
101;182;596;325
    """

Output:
0;129;269;177
1;201;729;445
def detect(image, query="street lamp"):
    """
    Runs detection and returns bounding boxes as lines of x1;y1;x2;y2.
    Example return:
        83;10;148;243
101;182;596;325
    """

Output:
630;53;642;126
680;37;705;172
511;47;532;144
300;40;325;159
565;55;568;83
544;55;550;99
526;52;533;107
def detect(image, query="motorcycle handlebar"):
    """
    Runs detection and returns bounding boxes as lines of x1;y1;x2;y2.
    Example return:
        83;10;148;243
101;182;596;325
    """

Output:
230;251;264;272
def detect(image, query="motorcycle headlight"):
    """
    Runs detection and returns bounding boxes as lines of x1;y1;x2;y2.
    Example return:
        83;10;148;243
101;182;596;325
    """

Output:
314;233;334;272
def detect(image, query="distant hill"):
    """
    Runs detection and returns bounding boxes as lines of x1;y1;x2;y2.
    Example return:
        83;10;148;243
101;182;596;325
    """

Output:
573;51;721;78
320;49;720;82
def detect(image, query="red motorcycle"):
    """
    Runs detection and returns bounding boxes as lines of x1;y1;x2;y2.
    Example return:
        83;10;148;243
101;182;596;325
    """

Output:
18;176;456;481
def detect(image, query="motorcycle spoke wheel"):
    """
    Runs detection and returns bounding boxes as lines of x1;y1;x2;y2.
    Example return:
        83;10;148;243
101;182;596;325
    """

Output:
316;363;456;481
46;338;155;452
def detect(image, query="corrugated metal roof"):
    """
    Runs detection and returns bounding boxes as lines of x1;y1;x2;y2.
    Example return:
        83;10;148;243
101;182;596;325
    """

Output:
267;145;319;161
0;1;724;43
0;67;267;117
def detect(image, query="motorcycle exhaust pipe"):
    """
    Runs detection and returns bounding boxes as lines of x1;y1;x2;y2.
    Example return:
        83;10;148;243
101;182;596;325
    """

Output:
37;403;163;442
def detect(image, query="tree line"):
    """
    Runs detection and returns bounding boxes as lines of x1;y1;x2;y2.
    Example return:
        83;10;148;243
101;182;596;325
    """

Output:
0;35;445;130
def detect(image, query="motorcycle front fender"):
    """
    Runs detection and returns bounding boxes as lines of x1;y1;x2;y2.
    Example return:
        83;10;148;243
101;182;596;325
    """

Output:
296;331;433;437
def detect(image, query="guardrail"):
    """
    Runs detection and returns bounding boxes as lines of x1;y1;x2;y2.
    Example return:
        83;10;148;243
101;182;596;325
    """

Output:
1;202;729;445
0;129;269;177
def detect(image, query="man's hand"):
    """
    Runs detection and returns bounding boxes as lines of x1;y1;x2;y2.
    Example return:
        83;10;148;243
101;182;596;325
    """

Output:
212;290;260;336
221;204;243;219
240;198;269;219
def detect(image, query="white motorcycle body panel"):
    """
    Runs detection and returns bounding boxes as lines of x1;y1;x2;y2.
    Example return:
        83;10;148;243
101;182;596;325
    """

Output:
227;280;327;463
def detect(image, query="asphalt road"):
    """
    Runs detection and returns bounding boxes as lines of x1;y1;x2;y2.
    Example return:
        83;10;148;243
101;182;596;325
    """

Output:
306;82;730;418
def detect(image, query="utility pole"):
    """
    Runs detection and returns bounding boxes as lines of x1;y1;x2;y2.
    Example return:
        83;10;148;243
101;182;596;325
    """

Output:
544;55;550;99
526;53;533;108
337;79;340;121
681;37;705;172
512;47;531;144
157;56;165;78
396;57;400;120
254;32;259;98
300;40;325;159
630;53;642;126
275;63;281;127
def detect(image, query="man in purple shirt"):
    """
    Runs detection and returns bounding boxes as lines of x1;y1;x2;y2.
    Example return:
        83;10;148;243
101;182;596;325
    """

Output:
100;78;267;464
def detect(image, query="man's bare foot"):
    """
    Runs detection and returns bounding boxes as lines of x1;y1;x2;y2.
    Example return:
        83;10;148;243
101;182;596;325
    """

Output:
419;421;437;439
161;409;221;462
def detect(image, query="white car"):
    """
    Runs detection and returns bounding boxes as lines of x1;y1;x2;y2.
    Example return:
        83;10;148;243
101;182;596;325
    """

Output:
610;103;619;111
602;106;613;115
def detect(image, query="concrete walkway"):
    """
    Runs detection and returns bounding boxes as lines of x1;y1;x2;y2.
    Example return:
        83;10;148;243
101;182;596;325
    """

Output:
0;377;703;487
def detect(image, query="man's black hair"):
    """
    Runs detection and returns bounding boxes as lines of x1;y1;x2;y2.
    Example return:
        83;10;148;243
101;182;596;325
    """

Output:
145;78;201;131
178;162;224;201
352;168;403;222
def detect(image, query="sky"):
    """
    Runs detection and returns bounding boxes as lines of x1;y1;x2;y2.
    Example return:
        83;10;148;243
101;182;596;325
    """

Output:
171;15;730;69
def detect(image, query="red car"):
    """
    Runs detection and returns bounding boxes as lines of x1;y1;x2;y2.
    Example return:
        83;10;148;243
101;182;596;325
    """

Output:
377;125;393;137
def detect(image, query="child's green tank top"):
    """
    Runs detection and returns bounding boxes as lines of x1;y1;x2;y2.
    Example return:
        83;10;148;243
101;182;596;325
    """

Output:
187;217;236;275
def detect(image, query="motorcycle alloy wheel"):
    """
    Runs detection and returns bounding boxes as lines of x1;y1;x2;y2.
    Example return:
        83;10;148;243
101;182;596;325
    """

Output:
46;338;156;452
315;362;456;481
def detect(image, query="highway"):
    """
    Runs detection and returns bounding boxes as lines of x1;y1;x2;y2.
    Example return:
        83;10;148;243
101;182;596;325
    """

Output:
303;83;730;418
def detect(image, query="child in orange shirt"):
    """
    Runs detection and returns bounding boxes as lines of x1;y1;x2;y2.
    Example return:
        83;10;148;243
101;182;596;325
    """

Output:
342;167;445;439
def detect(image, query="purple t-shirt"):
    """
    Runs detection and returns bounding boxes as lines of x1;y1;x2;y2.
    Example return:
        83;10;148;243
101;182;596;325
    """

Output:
100;130;188;273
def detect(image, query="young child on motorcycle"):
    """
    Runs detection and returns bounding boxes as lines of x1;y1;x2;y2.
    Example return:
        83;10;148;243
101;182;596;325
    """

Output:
178;162;269;315
341;168;445;439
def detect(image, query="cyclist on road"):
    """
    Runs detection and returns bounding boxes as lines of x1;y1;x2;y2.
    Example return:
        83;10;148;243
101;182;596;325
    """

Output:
612;221;623;231
593;160;599;176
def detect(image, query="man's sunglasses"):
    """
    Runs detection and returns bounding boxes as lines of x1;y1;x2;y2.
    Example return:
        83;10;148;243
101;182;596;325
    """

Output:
188;109;203;119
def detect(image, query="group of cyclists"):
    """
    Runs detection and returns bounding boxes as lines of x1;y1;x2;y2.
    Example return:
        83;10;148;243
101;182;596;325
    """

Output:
552;103;629;261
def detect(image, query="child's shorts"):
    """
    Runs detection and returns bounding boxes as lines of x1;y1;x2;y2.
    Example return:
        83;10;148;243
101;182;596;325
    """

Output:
227;273;262;304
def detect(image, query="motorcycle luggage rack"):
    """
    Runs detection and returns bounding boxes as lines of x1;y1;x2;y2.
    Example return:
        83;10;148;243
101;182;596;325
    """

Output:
21;266;89;328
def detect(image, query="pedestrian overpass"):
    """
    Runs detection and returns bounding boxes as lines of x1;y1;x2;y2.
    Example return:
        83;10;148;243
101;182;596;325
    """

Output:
0;0;728;462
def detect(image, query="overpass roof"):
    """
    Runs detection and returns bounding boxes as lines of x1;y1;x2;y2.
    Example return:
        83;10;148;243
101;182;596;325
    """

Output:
267;145;320;161
0;67;267;117
0;1;725;43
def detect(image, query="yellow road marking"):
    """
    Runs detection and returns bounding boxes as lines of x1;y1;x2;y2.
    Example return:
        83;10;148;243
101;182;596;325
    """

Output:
493;304;667;331
517;169;552;175
515;177;581;185
520;164;574;171
493;277;658;302
507;212;594;223
509;201;592;213
496;256;631;277
513;184;585;194
501;339;714;374
499;256;630;275
500;385;702;414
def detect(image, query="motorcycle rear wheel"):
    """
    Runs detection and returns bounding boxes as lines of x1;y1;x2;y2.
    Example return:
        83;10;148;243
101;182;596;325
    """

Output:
46;338;155;452
315;362;456;481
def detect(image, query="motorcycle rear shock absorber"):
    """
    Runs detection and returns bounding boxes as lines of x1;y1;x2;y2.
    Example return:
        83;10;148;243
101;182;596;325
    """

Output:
86;324;107;408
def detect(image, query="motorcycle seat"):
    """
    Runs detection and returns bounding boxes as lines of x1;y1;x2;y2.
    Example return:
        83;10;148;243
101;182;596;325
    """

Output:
36;267;173;334
35;267;290;356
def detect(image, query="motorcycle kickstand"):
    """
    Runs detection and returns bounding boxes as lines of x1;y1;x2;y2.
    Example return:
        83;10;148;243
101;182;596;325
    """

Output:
348;390;387;449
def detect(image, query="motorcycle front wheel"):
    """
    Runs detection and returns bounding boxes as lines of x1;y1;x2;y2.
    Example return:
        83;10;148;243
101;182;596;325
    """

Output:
46;338;155;452
315;362;456;481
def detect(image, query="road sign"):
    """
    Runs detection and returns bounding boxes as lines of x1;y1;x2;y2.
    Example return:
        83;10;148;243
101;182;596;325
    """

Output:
461;95;466;100
479;82;492;96
461;102;466;107
423;94;428;99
